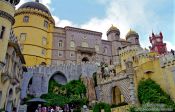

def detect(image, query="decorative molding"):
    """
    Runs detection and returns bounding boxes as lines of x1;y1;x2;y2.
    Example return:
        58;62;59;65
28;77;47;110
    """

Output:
65;26;102;37
15;9;55;24
0;10;15;25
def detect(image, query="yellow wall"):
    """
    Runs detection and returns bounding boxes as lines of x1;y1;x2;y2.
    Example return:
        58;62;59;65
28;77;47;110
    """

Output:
117;48;175;102
13;9;54;66
0;0;14;63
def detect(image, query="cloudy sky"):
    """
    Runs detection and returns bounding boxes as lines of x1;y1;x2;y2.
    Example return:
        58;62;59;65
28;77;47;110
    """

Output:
17;0;175;50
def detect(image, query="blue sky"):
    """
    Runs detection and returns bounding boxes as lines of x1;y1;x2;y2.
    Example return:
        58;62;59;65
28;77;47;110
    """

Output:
18;0;175;50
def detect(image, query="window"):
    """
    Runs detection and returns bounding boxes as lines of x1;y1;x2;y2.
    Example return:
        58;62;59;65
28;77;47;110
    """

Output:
58;51;63;57
58;40;63;48
20;33;26;42
70;52;75;57
103;47;108;54
0;26;5;39
42;37;47;45
95;45;99;52
42;48;46;56
23;16;29;23
81;42;88;47
70;41;75;48
44;20;48;28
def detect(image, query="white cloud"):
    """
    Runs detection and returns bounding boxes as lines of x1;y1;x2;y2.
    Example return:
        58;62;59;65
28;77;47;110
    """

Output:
165;41;175;51
52;16;77;27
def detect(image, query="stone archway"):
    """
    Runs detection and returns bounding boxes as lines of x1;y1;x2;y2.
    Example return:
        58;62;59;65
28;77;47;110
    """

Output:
49;71;67;85
112;86;123;104
82;57;89;63
6;89;13;112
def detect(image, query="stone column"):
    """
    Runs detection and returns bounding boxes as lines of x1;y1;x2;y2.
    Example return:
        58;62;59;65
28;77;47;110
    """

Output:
125;61;137;105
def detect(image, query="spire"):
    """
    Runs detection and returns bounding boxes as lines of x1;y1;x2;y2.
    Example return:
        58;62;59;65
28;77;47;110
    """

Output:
35;0;39;2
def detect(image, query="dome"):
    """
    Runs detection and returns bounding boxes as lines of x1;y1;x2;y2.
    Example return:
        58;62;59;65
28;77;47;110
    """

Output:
18;1;51;15
107;25;120;36
126;29;139;40
108;25;119;32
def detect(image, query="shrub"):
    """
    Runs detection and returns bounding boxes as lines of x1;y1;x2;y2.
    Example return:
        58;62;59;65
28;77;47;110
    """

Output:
93;102;111;112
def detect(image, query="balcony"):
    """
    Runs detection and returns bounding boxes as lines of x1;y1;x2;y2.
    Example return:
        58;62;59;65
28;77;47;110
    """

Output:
76;46;96;54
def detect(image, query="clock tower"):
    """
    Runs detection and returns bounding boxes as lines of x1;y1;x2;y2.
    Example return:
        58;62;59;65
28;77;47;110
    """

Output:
149;32;167;54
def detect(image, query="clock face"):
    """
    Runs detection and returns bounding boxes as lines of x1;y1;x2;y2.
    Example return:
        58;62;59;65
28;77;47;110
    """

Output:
156;38;161;42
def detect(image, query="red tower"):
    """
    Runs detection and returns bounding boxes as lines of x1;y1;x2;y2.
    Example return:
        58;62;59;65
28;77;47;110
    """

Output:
149;32;167;54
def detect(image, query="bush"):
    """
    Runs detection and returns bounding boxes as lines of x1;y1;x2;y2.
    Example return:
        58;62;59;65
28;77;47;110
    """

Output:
93;102;111;112
134;78;175;111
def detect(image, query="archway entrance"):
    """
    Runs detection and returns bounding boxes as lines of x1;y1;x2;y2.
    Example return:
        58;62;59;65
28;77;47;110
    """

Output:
50;72;67;85
112;86;123;104
82;57;89;63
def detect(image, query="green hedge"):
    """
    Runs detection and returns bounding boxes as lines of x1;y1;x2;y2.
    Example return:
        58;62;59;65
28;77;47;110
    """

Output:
93;102;111;112
129;78;175;112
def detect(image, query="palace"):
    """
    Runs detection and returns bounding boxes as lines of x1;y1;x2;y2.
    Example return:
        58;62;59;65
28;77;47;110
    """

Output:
0;0;175;111
13;0;140;66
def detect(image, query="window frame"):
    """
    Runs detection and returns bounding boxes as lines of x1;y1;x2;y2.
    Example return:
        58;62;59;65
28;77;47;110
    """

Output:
44;20;48;28
20;33;27;42
0;26;5;39
23;16;29;23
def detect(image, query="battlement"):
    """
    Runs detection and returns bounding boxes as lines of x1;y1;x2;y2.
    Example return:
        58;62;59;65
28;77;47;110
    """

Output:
159;53;175;68
26;62;99;75
98;73;128;85
119;45;142;56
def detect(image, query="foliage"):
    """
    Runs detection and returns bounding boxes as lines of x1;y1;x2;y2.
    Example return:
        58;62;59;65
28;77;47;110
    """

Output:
41;80;87;107
128;78;175;111
93;102;111;112
138;79;175;106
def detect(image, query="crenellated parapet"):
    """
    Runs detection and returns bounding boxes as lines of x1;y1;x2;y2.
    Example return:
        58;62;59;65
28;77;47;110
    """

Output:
119;45;142;56
159;53;175;68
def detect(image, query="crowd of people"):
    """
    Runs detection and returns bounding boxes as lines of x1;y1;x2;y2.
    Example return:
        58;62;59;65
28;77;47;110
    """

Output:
35;104;79;112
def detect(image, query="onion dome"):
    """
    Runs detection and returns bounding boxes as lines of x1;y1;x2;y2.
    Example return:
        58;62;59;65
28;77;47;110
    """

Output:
107;25;120;36
126;29;139;40
18;0;51;15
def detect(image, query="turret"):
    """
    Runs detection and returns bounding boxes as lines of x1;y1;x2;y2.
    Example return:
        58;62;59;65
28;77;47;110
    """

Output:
0;0;20;69
126;29;140;45
149;32;167;54
107;25;120;41
13;0;55;66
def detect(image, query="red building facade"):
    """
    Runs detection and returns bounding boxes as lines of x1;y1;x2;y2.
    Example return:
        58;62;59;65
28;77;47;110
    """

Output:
149;32;167;54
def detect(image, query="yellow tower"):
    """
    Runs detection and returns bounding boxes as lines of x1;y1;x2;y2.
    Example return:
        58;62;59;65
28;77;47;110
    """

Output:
13;0;55;66
0;0;20;70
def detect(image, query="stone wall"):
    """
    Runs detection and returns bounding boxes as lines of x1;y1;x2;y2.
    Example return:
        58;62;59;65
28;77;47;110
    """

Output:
21;63;98;98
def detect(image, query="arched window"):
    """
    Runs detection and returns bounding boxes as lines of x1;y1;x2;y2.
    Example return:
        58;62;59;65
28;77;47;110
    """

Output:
70;41;75;48
58;40;63;48
81;42;88;47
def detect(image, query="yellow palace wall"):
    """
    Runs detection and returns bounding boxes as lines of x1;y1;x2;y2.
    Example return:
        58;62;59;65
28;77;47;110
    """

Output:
13;9;54;66
117;51;175;102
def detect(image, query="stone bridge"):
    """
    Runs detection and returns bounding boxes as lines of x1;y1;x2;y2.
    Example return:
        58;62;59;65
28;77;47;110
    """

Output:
21;63;98;99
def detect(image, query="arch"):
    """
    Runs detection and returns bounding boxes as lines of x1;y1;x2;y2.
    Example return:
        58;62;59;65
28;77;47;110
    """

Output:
111;86;123;104
49;71;67;85
82;57;89;63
